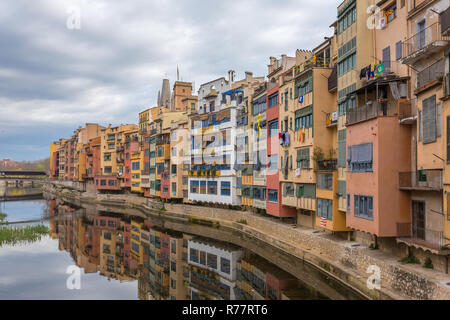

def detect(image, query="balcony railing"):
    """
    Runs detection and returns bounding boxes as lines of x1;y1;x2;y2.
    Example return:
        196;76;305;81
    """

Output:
398;99;417;124
346;101;396;126
317;159;337;171
416;59;444;89
398;170;443;191
397;223;445;250
328;65;337;92
402;22;450;64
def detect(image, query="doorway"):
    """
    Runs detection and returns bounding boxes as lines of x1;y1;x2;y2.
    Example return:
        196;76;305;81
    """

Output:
412;200;425;239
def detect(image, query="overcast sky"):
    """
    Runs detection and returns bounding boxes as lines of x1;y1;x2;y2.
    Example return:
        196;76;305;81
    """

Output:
0;0;340;161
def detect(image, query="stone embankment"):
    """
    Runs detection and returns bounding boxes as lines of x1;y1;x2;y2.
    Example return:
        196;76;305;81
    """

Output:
44;181;450;300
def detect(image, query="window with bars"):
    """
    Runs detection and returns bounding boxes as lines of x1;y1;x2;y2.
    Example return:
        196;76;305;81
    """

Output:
317;174;333;190
422;95;437;144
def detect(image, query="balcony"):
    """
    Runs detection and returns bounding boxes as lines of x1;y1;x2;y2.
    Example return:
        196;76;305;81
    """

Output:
397;223;446;252
346;101;396;126
398;170;443;191
441;6;450;37
316;159;337;171
402;22;450;65
416;59;444;92
398;99;417;125
326;112;338;127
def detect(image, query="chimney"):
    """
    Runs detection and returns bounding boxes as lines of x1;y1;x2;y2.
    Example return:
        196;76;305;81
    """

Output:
228;70;235;83
245;71;253;81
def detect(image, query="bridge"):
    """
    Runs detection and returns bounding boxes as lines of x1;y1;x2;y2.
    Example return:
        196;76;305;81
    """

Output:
0;171;47;201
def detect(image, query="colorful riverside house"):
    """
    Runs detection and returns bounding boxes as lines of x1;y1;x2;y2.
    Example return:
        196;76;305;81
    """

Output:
344;0;417;246
96;124;138;192
123;129;139;191
170;117;190;202
397;0;450;256
188;71;248;206
131;134;144;194
231;72;265;209
50;141;60;180
266;55;297;218
441;5;450;250
84;137;101;182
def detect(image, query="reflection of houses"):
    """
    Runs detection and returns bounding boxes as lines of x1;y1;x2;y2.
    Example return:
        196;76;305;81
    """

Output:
187;239;243;300
237;254;297;300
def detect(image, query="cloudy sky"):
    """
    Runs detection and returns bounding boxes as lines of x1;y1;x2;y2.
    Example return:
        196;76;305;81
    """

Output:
0;0;340;161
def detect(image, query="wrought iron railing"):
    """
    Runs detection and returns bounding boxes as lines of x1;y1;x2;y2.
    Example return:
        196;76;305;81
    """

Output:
397;223;445;249
402;22;449;59
346;101;397;126
416;59;444;89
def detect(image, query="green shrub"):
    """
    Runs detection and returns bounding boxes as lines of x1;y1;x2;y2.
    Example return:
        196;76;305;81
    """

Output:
369;243;379;250
238;219;247;225
399;252;420;264
423;257;434;269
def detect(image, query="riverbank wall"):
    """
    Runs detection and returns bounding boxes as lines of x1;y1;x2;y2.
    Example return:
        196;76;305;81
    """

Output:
43;181;450;300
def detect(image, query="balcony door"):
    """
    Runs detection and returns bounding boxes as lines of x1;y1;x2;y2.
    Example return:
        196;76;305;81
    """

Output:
417;20;426;50
412;200;425;240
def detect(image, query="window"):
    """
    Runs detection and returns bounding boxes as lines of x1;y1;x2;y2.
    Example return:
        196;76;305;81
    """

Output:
104;154;111;161
190;180;199;194
317;174;333;190
157;146;163;157
382;46;390;73
221;181;231;196
108;143;115;150
338;5;356;34
348;143;373;172
295;110;313;131
268;154;278;172
171;164;177;174
437;102;442;137
422;95;437;144
385;3;397;23
172;182;176;196
338;53;356;76
345;194;351;215
108;180;115;187
104;166;112;174
418;110;422;141
317;198;333;220
395;41;402;60
268;93;278;107
354;195;374;220
220;258;231;274
207;181;217;195
132;162;140;170
283;183;295;196
200;181;206;194
253;187;266;200
268;189;278;203
268;119;278;136
200;251;206;265
447;116;450;163
252;95;267;116
104;232;111;240
131;242;139;252
171;147;177;157
207;253;218;269
190;248;199;263
171;279;176;289
338;130;346;167
296;148;310;169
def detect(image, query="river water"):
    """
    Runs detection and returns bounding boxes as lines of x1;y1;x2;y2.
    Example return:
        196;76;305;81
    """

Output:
0;199;365;300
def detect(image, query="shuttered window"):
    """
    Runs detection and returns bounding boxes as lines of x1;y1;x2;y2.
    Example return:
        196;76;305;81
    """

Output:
422;95;437;144
348;143;373;172
338;129;346;167
296;148;310;169
382;46;391;73
447;116;450;163
395;41;402;60
338;180;346;197
296;184;316;198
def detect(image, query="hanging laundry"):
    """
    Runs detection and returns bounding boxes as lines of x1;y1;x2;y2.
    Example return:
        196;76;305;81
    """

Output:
360;66;368;80
367;63;375;80
284;132;290;147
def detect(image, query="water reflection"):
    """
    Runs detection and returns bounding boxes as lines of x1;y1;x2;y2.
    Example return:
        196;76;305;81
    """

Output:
47;200;328;300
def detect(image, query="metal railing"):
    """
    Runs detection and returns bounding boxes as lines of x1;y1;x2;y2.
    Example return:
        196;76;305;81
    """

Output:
397;223;445;249
416;59;444;89
346;101;397;126
317;159;337;171
398;99;417;122
398;170;443;190
402;22;449;60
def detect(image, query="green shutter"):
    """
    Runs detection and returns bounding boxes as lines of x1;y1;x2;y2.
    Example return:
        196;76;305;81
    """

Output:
298;184;316;199
338;180;346;197
338;129;346;167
